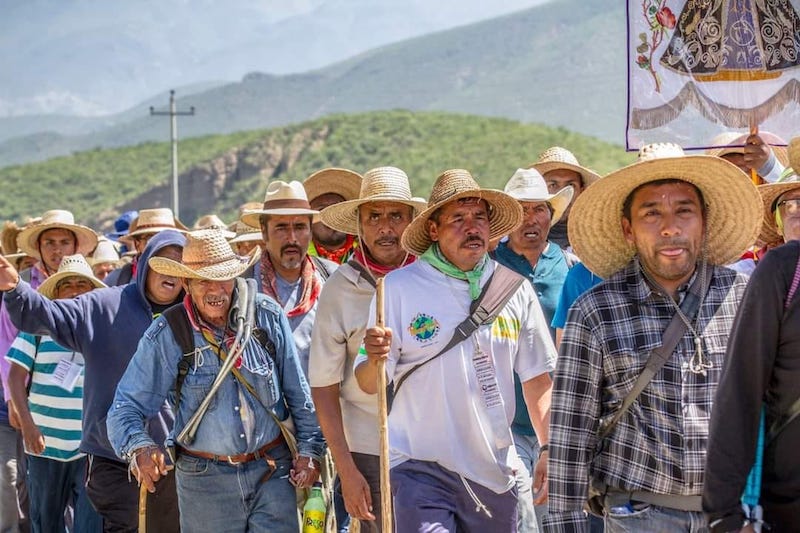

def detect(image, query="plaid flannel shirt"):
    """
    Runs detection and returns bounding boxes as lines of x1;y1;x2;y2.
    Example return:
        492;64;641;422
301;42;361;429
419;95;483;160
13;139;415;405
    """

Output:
543;259;748;533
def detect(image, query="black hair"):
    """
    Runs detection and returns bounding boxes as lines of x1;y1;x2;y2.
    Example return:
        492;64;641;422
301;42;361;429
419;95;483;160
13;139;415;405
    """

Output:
622;179;706;221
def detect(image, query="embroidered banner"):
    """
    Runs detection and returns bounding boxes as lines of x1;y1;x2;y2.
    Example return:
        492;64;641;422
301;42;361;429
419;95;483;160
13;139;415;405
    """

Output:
627;0;800;151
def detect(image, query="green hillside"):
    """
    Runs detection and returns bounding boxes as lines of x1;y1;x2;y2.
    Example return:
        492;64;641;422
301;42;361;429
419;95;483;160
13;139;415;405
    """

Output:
0;0;626;168
0;110;634;229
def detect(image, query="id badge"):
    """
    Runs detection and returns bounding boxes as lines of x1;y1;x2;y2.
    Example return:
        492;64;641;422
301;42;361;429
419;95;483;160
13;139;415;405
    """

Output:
49;359;82;393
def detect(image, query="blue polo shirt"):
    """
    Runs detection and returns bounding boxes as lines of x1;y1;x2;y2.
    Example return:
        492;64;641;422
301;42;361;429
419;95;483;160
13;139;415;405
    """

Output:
492;240;569;436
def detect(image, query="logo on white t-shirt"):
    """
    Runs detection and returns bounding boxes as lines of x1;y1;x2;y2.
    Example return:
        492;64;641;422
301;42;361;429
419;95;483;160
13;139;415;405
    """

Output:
408;313;440;343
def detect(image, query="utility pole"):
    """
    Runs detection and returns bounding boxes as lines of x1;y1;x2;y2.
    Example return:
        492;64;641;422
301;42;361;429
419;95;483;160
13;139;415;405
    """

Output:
150;90;195;219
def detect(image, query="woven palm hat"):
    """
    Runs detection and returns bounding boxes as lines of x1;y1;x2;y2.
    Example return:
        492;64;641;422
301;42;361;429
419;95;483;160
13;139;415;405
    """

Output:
757;137;800;243
125;208;188;239
17;210;98;260
38;254;107;299
319;166;428;235
303;167;363;203
401;169;523;256
568;142;762;279
705;131;790;168
90;237;121;266
149;228;261;281
240;181;319;228
227;202;264;244
193;214;235;239
528;146;601;188
503;168;574;225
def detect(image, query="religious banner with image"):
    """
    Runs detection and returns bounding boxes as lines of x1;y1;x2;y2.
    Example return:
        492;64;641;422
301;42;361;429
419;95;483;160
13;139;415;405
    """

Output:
627;0;800;151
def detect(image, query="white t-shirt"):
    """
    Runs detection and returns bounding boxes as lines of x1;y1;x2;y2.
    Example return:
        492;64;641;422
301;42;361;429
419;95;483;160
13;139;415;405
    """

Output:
308;263;380;455
357;259;556;493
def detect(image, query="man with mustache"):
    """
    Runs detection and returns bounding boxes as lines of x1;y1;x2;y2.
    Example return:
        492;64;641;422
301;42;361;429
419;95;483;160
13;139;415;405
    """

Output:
543;144;762;532
303;168;363;264
492;168;574;532
309;167;425;531
106;229;324;532
0;230;185;532
240;180;338;376
356;169;556;531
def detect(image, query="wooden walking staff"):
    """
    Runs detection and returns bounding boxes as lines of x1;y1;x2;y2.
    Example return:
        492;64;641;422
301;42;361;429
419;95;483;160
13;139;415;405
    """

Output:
138;483;147;532
375;278;393;532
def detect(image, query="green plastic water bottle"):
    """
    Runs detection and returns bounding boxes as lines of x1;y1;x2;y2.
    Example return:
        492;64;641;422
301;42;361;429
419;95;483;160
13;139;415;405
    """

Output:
302;482;326;533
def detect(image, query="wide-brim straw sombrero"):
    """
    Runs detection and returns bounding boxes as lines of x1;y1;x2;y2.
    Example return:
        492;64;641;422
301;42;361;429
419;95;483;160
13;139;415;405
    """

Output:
17;210;98;260
401;169;523;256
528;146;601;187
38;254;107;299
320;166;428;235
241;181;319;229
303;168;363;204
705;131;790;169
125;208;189;239
193;214;236;239
569;148;762;279
149;228;261;281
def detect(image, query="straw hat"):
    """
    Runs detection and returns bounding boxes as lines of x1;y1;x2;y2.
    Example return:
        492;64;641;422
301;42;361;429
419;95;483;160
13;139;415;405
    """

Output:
124;208;188;240
528;147;601;187
240;181;319;228
17;210;98;260
503;168;574;225
401;169;523;256
757;137;800;243
38;254;107;299
568;142;762;279
90;237;121;266
227;202;264;244
149;228;261;281
194;214;235;239
319;167;428;235
705;131;790;169
303;168;363;203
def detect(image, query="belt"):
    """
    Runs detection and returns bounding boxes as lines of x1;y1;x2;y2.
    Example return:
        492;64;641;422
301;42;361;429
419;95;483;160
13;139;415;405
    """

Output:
604;488;703;512
178;434;284;465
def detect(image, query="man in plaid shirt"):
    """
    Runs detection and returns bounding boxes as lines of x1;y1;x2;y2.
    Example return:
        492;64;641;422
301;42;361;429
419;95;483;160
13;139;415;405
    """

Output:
542;144;763;532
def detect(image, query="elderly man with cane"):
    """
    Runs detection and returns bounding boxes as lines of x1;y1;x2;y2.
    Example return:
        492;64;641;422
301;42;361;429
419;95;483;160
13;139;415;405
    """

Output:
106;229;325;532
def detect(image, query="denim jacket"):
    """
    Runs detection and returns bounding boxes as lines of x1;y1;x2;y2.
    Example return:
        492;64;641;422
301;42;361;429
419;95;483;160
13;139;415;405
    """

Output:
107;293;325;461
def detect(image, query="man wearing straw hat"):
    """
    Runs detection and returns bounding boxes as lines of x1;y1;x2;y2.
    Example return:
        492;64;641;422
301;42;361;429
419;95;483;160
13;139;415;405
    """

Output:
705;131;789;185
528;147;600;250
106;229;324;532
241;181;338;376
309;166;425;532
303;168;363;264
703;138;800;532
493;167;574;532
0;230;186;532
543;144;762;531
228;202;265;256
105;207;187;287
90;237;122;282
5;254;104;533
357;169;556;531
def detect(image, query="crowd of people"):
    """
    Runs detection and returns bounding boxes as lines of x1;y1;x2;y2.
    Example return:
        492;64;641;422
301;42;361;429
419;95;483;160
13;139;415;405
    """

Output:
0;132;798;533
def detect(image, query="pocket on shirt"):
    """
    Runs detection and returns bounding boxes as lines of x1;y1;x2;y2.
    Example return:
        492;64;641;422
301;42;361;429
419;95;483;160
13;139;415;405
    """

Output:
182;373;218;413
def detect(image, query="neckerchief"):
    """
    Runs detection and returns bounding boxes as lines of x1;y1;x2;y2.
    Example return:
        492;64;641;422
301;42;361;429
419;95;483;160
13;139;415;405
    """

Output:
352;246;415;279
311;235;356;264
260;253;321;318
420;243;487;300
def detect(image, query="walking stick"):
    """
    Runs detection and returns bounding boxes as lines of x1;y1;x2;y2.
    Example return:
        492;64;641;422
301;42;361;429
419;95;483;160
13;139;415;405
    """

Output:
375;278;393;532
138;482;147;532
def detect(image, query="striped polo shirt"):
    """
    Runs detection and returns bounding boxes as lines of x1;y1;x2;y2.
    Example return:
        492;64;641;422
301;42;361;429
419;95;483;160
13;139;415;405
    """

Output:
5;332;85;461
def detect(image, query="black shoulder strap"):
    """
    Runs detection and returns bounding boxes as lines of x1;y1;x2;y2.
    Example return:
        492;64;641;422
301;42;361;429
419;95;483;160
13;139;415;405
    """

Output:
346;259;377;289
118;263;134;285
163;304;195;413
391;264;525;402
597;262;713;441
25;335;42;396
310;255;331;282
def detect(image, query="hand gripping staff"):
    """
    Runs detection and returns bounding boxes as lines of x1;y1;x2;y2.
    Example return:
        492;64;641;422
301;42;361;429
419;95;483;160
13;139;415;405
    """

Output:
375;278;393;533
177;277;257;446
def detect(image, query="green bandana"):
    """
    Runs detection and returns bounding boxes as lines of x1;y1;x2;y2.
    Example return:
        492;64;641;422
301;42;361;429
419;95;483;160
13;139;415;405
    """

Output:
420;243;487;300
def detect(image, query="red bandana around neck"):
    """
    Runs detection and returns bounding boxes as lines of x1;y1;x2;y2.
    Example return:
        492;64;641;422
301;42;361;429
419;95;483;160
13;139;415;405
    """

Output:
352;246;415;279
313;235;356;264
260;254;321;318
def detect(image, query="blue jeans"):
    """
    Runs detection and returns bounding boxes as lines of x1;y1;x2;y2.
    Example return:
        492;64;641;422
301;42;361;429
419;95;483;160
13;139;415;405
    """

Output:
604;505;707;533
513;431;542;533
27;455;101;533
175;441;298;532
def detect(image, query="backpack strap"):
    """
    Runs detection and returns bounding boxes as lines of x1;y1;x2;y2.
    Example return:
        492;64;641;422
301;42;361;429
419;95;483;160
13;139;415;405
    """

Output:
346;259;377;289
163;304;195;414
391;264;524;404
310;256;331;282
